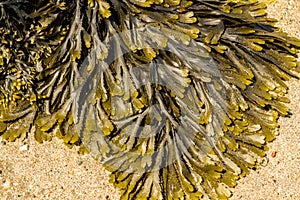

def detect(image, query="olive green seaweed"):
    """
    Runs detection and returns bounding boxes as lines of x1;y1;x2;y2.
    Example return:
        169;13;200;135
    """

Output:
0;0;300;199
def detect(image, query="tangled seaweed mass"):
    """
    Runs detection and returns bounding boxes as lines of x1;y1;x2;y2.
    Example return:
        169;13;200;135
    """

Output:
1;0;300;199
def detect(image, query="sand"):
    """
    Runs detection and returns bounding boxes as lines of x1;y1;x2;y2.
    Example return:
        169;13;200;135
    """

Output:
231;1;300;199
1;0;299;200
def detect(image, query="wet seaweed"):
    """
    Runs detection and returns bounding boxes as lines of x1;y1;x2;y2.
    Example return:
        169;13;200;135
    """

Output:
1;0;300;199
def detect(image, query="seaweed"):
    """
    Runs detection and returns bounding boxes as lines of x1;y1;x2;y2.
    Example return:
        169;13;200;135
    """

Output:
0;0;299;199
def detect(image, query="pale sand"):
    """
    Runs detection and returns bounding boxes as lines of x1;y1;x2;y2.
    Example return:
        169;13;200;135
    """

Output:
231;1;300;199
0;1;299;199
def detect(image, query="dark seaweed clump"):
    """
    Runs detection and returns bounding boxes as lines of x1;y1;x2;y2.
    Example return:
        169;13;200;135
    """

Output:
1;0;299;199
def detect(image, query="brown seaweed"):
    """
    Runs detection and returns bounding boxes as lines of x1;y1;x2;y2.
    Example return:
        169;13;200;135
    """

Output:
1;0;300;199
